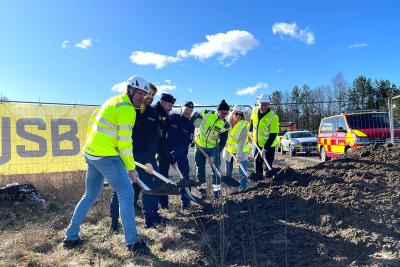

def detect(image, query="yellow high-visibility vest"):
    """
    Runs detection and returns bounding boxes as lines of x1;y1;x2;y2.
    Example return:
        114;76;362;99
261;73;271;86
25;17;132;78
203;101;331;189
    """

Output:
225;120;250;154
84;93;136;170
250;107;279;148
195;111;229;149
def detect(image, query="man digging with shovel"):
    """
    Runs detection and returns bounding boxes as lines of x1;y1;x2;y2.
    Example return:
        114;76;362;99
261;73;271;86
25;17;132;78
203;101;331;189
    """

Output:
249;93;279;180
192;99;231;199
64;76;149;253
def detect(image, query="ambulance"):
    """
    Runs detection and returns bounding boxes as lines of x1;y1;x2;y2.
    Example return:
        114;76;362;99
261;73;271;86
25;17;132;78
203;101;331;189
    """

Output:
318;111;400;162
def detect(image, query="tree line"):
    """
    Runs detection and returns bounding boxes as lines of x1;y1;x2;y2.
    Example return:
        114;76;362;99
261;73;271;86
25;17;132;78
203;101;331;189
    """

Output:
269;72;400;132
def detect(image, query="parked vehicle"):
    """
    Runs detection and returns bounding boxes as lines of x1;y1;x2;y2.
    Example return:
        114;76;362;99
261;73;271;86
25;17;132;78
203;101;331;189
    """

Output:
318;111;400;162
280;130;318;156
276;122;296;152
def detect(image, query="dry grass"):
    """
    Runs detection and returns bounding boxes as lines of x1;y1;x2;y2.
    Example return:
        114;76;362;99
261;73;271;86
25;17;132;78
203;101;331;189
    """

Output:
0;172;209;266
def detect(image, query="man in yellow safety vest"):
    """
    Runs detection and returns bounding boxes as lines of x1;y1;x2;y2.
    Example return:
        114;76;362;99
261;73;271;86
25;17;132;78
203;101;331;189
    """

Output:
192;99;230;199
249;93;279;177
64;76;149;254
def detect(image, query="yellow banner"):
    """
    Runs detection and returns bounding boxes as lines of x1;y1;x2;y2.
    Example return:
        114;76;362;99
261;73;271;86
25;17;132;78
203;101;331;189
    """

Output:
0;102;98;175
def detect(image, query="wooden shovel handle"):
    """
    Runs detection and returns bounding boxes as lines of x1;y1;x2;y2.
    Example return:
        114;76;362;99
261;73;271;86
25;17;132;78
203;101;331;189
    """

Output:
134;161;175;184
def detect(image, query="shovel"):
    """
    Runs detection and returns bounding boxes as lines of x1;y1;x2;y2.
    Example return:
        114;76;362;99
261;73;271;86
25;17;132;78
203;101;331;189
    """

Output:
248;135;279;180
172;165;213;211
195;142;240;187
224;149;249;178
134;162;181;195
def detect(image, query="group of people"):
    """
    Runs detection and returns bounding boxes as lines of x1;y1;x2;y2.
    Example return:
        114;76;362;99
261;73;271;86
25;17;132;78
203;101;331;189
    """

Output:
63;76;279;253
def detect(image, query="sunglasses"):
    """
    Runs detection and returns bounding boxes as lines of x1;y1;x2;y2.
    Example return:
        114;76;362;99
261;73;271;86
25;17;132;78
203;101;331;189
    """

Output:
234;112;243;116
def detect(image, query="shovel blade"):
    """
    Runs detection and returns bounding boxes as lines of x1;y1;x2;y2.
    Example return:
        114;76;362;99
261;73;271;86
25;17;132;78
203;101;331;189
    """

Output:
190;195;214;212
248;172;264;181
151;183;181;195
221;175;240;187
176;179;201;188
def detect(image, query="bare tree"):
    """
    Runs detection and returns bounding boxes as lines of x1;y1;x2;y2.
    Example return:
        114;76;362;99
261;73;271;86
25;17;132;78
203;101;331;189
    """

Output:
332;72;348;113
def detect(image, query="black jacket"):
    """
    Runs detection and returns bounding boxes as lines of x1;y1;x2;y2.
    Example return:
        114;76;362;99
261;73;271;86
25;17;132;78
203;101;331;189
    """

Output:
167;113;195;159
153;101;170;157
132;106;159;163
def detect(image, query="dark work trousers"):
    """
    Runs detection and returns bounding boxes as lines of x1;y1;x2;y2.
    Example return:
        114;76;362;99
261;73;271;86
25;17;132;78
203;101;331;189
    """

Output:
109;157;161;228
254;146;275;175
158;153;170;209
176;149;191;209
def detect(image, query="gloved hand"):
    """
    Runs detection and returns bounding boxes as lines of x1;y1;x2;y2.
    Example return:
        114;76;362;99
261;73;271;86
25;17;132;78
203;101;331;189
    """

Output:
170;150;177;165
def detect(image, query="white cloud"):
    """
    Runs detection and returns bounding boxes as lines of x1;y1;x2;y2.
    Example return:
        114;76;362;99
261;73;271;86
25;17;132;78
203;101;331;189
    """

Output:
129;30;258;69
187;88;193;93
236;82;268;96
129;51;181;69
61;40;69;48
348;43;367;49
111;81;128;93
272;22;315;45
164;79;172;84
178;30;259;64
75;38;92;49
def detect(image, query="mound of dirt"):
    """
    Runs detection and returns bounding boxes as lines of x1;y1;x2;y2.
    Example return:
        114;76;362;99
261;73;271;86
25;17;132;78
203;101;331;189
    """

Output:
196;144;400;266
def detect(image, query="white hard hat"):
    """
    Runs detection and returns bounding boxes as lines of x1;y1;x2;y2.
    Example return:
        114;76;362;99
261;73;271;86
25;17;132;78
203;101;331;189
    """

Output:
127;76;149;93
233;105;245;113
258;93;271;104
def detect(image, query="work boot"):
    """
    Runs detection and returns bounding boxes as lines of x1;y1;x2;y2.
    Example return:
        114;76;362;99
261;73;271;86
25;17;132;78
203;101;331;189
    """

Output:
63;238;84;249
127;239;149;254
199;189;207;200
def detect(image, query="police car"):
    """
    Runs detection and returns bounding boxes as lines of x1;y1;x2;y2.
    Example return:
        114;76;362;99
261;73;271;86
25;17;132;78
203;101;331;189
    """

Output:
280;130;318;156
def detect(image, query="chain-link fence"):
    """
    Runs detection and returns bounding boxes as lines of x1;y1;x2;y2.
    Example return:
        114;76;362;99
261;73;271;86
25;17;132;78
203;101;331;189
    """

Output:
1;98;396;177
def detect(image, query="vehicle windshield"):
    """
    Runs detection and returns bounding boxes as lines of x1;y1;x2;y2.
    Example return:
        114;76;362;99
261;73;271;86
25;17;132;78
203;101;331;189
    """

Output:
290;132;314;138
346;113;391;129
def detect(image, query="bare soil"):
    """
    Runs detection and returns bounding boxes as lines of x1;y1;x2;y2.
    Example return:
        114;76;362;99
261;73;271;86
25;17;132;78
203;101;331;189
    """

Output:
196;144;400;266
1;144;399;266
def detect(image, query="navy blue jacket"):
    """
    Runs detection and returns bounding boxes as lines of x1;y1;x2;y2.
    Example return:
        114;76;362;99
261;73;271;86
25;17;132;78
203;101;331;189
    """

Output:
132;106;159;163
167;113;195;160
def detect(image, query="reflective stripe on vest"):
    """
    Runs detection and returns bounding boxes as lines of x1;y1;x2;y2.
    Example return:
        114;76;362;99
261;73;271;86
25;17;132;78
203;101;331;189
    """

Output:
225;120;250;154
251;108;278;147
196;112;227;148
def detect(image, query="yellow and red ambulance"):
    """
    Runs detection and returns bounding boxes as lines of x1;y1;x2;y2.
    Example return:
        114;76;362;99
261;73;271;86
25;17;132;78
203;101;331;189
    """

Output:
318;111;399;162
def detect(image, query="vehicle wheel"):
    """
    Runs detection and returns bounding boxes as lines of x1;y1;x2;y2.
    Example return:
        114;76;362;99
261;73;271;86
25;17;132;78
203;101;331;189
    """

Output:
320;147;330;162
280;145;285;154
290;145;296;157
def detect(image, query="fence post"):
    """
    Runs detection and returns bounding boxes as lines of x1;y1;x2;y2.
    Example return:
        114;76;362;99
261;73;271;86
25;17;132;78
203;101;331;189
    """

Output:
389;97;394;144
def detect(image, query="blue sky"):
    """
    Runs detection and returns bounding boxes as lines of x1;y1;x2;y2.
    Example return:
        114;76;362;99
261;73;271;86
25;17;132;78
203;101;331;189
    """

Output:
1;0;399;106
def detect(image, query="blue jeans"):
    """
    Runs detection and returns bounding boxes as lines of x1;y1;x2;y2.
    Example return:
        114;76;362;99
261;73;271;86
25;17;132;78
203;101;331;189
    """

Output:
66;156;138;246
195;147;221;189
110;158;161;227
225;158;249;190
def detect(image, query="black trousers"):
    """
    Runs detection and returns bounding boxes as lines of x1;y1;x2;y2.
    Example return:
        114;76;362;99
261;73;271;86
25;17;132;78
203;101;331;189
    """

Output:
254;146;275;175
